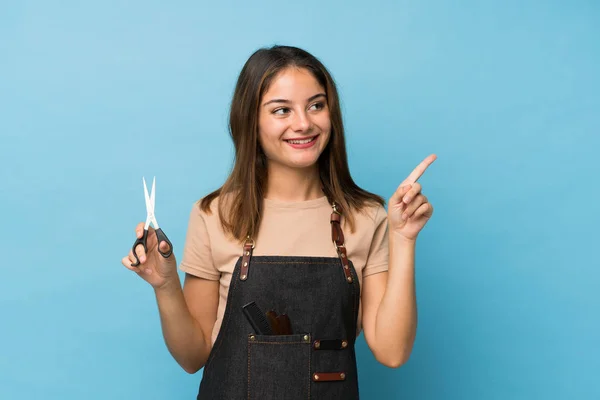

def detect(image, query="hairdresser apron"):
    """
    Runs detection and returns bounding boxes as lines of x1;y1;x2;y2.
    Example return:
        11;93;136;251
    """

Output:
196;202;361;399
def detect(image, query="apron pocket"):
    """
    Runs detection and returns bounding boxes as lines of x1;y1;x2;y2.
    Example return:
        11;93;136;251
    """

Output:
247;333;312;400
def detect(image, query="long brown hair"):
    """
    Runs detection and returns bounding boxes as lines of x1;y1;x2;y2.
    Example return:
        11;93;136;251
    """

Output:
200;45;385;243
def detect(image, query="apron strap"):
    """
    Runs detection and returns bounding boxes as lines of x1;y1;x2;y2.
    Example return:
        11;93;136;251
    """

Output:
239;236;254;281
330;202;353;284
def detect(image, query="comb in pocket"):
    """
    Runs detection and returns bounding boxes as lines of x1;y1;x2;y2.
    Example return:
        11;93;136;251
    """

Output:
242;302;272;335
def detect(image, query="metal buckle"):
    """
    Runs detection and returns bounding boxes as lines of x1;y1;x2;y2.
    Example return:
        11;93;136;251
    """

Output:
331;202;341;215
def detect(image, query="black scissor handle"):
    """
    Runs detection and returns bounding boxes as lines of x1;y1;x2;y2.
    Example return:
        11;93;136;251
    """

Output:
155;228;173;259
131;229;148;267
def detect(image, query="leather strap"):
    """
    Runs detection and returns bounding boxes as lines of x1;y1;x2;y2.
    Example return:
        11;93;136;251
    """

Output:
330;202;353;284
239;237;254;281
331;210;344;247
313;372;346;382
313;339;348;350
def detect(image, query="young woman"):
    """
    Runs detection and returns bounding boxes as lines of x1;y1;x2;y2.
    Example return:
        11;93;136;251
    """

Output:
122;45;435;399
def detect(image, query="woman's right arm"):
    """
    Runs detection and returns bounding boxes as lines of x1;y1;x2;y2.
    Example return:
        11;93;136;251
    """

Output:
122;222;219;374
154;274;219;374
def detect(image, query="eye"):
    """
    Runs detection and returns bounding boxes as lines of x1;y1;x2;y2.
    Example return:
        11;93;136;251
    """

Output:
309;102;325;111
272;107;290;115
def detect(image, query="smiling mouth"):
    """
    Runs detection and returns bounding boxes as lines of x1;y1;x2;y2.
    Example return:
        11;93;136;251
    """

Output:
283;134;319;144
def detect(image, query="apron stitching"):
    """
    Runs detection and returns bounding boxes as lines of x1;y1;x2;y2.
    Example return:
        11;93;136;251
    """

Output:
248;261;341;265
251;341;306;344
247;340;251;400
206;257;242;367
308;336;311;400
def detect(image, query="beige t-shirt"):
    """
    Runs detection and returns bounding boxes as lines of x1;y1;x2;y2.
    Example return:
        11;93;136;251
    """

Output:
179;195;389;345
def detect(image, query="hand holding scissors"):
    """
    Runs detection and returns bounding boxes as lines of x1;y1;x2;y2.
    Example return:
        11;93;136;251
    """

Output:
130;177;173;267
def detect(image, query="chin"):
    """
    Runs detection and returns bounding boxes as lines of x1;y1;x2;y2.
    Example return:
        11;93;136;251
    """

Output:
267;142;326;170
277;156;320;170
292;152;324;168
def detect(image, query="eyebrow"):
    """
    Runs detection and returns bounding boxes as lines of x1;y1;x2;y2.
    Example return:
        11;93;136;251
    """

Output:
262;93;326;107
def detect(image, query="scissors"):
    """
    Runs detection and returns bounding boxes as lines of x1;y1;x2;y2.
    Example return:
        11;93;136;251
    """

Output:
131;176;173;267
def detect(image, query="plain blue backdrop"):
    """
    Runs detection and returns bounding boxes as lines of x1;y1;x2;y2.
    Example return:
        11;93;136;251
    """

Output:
1;1;598;399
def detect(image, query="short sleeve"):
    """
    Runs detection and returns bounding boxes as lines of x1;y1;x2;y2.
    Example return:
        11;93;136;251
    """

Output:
179;202;220;280
362;205;389;277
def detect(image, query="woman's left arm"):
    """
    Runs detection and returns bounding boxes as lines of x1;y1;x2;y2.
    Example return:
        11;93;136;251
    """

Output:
362;154;437;368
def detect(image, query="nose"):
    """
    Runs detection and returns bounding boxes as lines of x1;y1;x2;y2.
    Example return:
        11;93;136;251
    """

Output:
291;110;311;132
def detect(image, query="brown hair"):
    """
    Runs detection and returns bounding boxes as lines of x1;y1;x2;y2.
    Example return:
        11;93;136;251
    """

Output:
200;45;385;243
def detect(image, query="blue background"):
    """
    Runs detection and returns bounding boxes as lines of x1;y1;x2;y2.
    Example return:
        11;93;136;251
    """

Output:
1;1;598;399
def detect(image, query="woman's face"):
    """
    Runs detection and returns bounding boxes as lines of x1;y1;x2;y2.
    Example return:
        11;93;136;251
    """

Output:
257;67;331;171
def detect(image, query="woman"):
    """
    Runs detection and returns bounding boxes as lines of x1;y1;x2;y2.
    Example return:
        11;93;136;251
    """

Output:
122;45;435;399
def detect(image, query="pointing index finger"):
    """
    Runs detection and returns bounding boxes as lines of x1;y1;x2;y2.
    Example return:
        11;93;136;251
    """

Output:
405;154;437;184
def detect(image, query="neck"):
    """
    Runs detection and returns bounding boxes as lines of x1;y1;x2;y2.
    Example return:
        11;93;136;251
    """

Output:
264;163;324;202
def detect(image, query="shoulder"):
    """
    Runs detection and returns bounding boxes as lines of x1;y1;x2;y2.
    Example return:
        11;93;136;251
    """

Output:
194;191;235;220
185;193;221;234
351;200;387;227
191;191;241;239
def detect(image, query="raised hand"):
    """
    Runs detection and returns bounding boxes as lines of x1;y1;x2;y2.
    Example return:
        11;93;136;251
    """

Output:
388;154;436;241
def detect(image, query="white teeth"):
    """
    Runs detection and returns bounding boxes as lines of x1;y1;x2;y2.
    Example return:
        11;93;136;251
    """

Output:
287;137;315;144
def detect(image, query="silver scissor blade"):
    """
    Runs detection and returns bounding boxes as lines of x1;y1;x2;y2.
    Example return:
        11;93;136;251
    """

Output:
151;176;156;211
149;176;160;229
142;176;153;227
